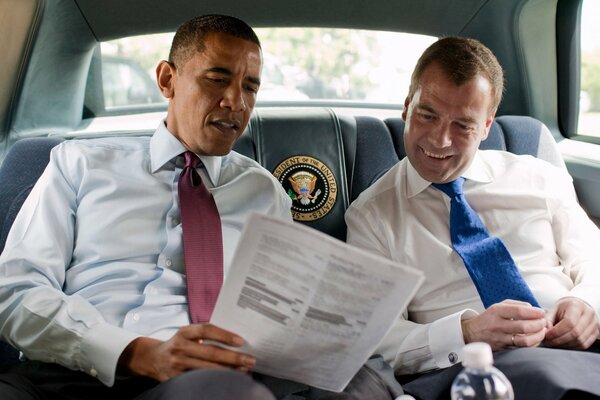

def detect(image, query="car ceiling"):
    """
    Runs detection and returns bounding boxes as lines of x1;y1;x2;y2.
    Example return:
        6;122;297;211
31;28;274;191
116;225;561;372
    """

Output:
2;0;558;148
75;0;504;41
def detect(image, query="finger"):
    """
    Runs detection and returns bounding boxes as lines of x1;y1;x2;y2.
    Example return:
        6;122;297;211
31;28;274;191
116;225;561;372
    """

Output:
512;328;546;348
180;324;245;347
161;340;257;372
583;326;600;349
491;302;546;320
544;304;584;341
168;355;243;376
571;322;599;349
502;299;535;306
503;317;547;335
195;343;257;369
553;318;599;349
545;316;583;347
545;306;557;326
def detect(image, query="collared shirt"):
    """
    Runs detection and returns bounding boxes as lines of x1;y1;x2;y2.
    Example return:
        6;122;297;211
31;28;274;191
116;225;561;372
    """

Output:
0;122;292;386
345;150;600;375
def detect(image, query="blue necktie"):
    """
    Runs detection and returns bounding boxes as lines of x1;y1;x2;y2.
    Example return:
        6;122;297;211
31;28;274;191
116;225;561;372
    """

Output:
433;177;540;309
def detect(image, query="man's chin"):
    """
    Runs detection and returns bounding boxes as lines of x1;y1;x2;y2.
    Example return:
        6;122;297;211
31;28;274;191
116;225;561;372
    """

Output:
204;144;235;157
417;169;458;184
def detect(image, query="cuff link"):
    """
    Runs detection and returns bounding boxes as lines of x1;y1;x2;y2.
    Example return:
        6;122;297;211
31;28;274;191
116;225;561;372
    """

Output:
448;352;458;364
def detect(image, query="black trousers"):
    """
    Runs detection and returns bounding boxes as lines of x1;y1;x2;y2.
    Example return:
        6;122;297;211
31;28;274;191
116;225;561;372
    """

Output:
0;356;400;400
0;362;273;400
401;346;600;400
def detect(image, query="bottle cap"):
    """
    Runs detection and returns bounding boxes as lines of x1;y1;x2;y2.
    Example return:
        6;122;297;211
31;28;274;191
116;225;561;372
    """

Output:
462;342;493;368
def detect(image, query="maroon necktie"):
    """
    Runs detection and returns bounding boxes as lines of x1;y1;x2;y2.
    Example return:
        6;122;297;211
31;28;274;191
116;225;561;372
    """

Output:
178;151;223;323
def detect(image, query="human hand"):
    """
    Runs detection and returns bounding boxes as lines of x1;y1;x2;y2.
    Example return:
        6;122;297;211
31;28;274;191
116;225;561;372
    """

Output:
544;297;600;349
461;299;547;350
118;324;256;382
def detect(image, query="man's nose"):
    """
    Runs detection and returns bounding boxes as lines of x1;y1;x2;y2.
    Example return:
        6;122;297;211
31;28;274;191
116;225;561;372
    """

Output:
221;85;246;112
428;123;452;148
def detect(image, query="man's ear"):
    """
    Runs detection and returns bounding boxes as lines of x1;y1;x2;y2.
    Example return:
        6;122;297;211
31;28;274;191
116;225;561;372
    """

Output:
402;97;411;121
482;109;497;141
156;60;176;99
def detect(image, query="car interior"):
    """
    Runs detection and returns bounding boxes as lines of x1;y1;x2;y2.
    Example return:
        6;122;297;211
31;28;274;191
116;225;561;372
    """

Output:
1;0;599;389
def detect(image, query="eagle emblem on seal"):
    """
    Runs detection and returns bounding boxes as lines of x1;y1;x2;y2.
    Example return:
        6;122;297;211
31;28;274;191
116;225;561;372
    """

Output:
272;155;337;222
288;172;322;205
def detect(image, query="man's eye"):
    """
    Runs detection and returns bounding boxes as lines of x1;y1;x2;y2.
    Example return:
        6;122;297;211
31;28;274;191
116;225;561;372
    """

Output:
207;77;228;84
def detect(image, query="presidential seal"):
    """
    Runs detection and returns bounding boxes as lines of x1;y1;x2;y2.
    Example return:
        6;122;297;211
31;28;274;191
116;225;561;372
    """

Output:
273;156;338;221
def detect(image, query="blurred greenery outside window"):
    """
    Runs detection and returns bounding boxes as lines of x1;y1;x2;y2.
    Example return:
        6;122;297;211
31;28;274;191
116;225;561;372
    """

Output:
579;0;600;137
98;28;436;111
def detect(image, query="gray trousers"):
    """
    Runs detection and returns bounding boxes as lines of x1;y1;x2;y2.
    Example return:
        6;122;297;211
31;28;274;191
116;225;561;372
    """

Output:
402;346;600;400
0;356;401;400
257;355;403;400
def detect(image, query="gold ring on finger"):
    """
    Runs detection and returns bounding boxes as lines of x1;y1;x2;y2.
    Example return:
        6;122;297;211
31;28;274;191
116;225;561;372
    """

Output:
511;334;516;346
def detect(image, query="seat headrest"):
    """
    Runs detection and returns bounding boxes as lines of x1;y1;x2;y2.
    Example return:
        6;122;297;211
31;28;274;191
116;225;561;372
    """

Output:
384;115;565;169
242;108;354;240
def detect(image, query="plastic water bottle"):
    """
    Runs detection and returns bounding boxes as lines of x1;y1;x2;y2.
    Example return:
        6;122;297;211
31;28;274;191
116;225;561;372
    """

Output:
450;342;514;400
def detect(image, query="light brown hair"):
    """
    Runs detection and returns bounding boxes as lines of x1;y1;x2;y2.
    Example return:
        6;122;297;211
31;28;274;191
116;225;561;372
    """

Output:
408;36;504;113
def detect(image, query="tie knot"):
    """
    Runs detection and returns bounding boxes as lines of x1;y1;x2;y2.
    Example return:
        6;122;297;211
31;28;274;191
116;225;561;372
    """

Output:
183;151;200;169
432;177;465;198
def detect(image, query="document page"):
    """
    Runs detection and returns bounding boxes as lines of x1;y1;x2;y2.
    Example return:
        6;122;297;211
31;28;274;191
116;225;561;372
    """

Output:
210;212;424;392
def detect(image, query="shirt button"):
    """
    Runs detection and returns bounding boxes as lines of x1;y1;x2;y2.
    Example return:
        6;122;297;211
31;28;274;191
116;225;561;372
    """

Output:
165;259;173;267
448;352;458;364
90;368;98;377
132;313;140;322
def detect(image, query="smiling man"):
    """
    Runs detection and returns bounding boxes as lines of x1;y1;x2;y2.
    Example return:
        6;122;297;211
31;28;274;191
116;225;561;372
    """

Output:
346;37;600;399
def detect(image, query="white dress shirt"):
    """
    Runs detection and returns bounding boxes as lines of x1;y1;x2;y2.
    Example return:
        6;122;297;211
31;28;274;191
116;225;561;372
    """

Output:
0;121;292;386
345;150;600;375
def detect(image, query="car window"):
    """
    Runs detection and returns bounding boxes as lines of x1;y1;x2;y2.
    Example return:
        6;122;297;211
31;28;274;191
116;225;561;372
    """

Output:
88;28;436;116
102;55;165;108
579;0;600;137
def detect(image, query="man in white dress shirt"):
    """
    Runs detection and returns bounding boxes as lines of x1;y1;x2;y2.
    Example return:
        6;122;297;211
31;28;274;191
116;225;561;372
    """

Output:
0;13;290;400
345;37;600;399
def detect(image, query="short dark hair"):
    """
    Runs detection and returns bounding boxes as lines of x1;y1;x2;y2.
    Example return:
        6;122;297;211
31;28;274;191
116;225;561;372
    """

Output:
168;14;261;68
408;36;504;112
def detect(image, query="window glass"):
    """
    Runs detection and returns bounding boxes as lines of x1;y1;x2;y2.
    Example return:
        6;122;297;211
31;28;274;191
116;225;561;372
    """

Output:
92;28;436;114
99;33;172;111
255;28;436;104
579;0;600;137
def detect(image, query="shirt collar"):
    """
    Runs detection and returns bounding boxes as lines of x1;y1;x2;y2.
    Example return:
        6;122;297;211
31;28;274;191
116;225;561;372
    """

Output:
406;151;493;198
150;120;222;186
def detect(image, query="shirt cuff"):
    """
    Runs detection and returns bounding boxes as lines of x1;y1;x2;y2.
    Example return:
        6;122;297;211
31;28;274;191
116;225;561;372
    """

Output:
429;309;478;368
80;322;142;386
566;286;600;319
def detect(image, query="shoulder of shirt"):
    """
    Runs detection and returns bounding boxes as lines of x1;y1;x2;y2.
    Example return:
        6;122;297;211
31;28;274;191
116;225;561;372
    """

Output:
478;149;567;176
349;159;405;210
221;150;283;182
222;150;268;171
54;136;150;155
